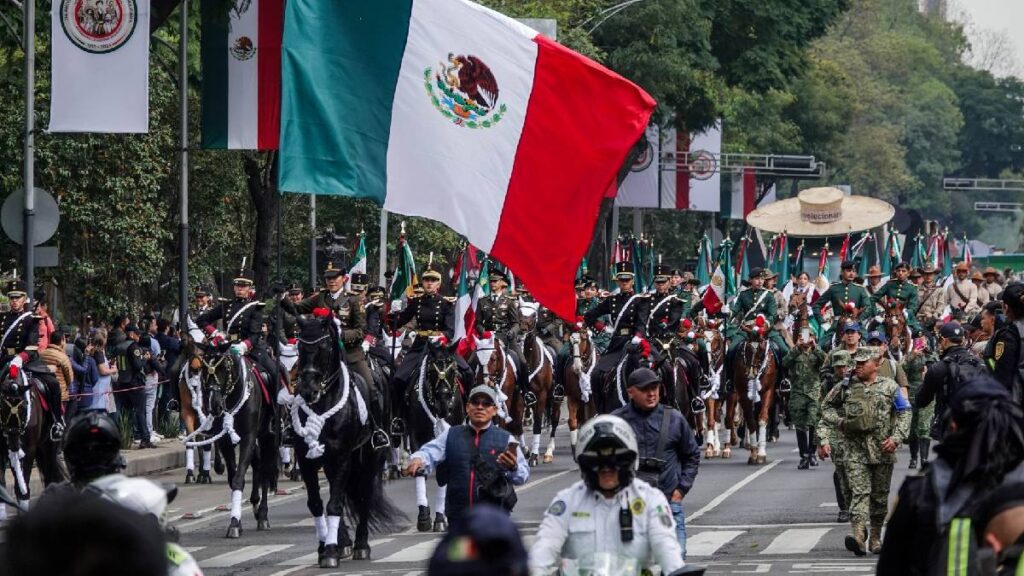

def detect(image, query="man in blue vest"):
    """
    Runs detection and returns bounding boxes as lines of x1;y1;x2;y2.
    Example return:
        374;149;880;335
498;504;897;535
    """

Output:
405;385;530;524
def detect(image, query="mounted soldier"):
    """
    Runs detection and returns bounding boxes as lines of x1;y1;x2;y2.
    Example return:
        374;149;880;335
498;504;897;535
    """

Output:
646;264;683;359
870;261;920;332
726;267;787;373
363;284;395;373
476;266;532;406
583;261;650;410
277;282;304;347
676;272;701;317
812;260;872;339
945;261;980;320
519;286;565;399
914;264;947;327
0;278;63;440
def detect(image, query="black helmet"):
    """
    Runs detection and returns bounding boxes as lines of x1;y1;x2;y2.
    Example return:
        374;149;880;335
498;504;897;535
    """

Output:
576;415;638;493
63;412;124;483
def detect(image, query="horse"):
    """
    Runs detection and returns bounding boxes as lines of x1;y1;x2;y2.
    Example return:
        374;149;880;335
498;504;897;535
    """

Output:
733;323;778;465
176;337;218;485
516;300;555;466
0;365;62;515
700;322;736;458
651;331;706;443
180;339;277;539
882;299;912;360
557;328;597;459
600;344;645;414
474;332;525;443
288;312;401;566
405;336;465;532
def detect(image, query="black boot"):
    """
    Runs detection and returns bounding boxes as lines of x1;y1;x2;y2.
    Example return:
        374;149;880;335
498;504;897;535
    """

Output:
417;505;432;532
795;430;809;469
833;470;847;516
808;428;819;466
920;438;931;468
908;434;919;469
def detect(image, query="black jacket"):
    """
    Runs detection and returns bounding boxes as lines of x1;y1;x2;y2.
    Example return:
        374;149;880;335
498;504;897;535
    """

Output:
917;345;986;438
612;402;700;497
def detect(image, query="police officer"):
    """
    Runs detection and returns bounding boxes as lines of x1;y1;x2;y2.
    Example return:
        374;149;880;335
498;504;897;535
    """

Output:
782;331;827;470
985;282;1024;403
812;261;873;336
529;415;685;575
917;321;987;441
477;266;531;405
612;368;701;559
584;262;650;411
820;347;911;556
0;279;64;439
871;262;921;331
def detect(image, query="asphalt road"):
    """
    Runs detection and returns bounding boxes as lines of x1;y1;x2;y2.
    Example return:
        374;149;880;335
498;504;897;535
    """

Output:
163;419;915;576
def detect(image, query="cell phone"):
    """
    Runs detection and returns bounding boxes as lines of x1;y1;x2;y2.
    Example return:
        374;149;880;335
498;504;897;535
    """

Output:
506;439;519;456
800;328;810;342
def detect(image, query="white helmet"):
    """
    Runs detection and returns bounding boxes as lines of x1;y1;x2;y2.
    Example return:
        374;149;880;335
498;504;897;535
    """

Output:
577;415;639;467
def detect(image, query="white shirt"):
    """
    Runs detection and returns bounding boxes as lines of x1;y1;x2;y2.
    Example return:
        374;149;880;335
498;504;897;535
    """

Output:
529;479;684;576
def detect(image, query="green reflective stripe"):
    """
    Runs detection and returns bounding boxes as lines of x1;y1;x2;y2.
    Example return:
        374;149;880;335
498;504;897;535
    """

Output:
1016;553;1024;576
947;518;972;576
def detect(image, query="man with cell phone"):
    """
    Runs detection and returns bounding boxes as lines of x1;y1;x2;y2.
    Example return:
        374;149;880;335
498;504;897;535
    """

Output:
783;330;827;470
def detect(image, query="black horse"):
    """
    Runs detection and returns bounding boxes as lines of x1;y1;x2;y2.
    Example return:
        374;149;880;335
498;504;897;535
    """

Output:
184;340;277;538
291;313;401;567
0;365;63;510
405;338;465;532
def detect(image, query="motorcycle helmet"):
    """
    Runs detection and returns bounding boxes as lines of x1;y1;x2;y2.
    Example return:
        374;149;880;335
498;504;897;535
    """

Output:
63;412;124;483
576;415;638;492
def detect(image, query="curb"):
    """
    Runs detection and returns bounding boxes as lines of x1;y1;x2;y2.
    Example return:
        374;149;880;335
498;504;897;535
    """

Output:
4;443;185;496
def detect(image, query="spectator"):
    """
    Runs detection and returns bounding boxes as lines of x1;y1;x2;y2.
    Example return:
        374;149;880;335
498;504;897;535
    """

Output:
405;385;529;526
120;325;154;449
66;336;90;419
878;375;1024;575
138;335;164;444
916;321;988;440
34;291;55;351
88;333;117;414
155;318;182;418
39;329;74;415
427;504;528;576
108;315;129;349
974;483;1024;575
612;368;700;560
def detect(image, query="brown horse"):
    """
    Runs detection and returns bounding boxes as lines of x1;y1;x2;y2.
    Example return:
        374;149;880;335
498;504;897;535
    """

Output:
177;337;217;484
733;325;777;465
700;323;737;458
0;368;62;511
474;333;525;443
883;299;911;359
517;301;555;466
559;329;597;459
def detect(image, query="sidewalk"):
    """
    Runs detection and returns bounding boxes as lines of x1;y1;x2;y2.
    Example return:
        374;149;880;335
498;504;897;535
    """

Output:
4;438;185;495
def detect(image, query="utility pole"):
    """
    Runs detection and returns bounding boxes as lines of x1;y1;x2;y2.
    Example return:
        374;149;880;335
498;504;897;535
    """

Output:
378;209;389;287
23;0;35;299
177;0;189;331
309;194;316;289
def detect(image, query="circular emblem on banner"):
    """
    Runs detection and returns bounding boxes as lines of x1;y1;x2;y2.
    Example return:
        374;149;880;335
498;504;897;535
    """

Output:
424;53;506;129
689;149;717;181
60;0;138;54
630;139;654;172
230;37;256;61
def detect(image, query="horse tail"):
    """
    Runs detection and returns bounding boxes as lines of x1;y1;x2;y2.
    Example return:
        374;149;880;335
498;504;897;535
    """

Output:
343;443;405;533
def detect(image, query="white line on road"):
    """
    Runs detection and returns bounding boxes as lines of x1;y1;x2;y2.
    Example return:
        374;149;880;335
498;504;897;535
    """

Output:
687;459;782;523
374;538;440;563
686;530;745;556
690;522;844;529
200;545;293;568
267;566;308;576
819;502;839;507
520;469;574;493
761;528;831;554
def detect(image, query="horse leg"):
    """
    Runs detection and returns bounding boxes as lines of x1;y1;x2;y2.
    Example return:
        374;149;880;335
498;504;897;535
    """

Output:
223;438;246;539
529;394;544;467
256;438;275;530
545;392;559;463
758;387;774;464
299;456;329;563
198;446;213;484
415;474;431;532
319;457;346;568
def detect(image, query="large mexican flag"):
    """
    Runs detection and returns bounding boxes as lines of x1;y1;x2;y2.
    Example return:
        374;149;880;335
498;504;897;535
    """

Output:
278;0;655;320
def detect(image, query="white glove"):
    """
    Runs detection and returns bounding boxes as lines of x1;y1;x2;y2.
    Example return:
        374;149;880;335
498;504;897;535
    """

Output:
721;305;731;314
361;340;370;353
10;355;23;370
631;336;642;346
603;325;614;335
276;387;294;406
230;343;247;357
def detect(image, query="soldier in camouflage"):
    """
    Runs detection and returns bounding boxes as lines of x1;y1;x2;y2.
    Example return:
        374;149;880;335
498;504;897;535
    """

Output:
902;328;935;469
782;334;827;470
819;347;911;556
818;350;853;523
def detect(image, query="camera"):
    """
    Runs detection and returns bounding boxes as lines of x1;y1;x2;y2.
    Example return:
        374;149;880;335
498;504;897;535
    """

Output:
638;457;666;473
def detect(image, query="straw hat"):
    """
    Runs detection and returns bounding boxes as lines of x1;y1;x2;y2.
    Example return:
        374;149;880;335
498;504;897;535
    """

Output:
746;187;895;237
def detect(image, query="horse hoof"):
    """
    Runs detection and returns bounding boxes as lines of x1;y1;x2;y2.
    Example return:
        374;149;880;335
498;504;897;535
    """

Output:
353;548;371;560
722;449;732;459
257;519;270;531
214;461;225;475
289;468;301;482
185;471;195;484
226;525;242;539
542;454;554;464
529;454;539;468
320;545;339;568
747;456;756;465
433;513;448;532
338;545;353;560
417;506;432;532
757;455;767;464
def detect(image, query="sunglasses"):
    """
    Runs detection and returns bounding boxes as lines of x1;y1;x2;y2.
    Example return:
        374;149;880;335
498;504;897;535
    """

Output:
469;398;494;408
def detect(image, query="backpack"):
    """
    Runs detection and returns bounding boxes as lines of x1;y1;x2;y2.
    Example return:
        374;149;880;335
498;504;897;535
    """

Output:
844;381;878;435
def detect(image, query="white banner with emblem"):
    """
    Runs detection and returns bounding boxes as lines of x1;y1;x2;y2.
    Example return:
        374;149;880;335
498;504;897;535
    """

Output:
50;0;151;133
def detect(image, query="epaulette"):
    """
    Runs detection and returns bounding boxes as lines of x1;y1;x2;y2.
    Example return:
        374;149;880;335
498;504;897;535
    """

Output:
217;297;230;303
830;281;841;286
443;296;457;303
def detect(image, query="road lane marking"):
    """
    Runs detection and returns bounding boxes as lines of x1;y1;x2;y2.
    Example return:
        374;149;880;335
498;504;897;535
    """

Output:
267;566;308;576
760;528;831;554
691;522;843;529
686;530;745;556
819;502;838;507
373;538;440;563
200;544;293;568
687;459;782;522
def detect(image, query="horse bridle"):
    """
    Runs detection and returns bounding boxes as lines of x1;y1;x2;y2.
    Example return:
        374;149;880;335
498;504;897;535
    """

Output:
476;341;509;387
427;354;459;413
296;333;341;405
0;375;28;432
195;353;240;401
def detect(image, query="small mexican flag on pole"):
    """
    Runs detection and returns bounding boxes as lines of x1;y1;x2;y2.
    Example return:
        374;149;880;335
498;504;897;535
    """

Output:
389;230;418;305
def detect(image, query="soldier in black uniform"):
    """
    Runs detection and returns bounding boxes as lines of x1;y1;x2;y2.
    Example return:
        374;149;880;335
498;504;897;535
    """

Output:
388;263;471;433
0;279;64;439
277;282;304;345
583;261;650;410
985;282;1024;404
476;266;532;405
195;266;280;400
363;284;395;373
647;264;683;346
119;323;154;448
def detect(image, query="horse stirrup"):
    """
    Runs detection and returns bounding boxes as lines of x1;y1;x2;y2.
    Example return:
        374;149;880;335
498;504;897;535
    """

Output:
389;418;406;436
691;398;706;414
371;429;390;451
779;379;792;393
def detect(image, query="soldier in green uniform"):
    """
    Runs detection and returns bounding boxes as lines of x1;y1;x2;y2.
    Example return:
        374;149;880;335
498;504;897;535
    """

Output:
726;268;787;376
782;333;827;470
812;261;873;339
276;282;303;346
820;347;912;556
476;266;531;404
902;328;935;469
676;273;701;317
818;350;853;522
870;261;920;332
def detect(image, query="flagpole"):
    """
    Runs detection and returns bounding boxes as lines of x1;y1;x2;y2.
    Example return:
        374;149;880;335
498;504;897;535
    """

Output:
309;194;316;289
177;0;189;331
378;209;388;287
23;0;35;300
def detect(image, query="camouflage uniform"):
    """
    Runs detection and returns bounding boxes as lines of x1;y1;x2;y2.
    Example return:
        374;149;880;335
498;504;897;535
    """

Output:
817;350;853;521
782;346;827;430
903;348;936;466
820;348;911;553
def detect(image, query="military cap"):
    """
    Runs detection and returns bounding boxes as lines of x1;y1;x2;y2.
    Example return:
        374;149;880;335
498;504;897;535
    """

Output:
840;260;857;270
583;277;598;289
488;267;509;283
349;273;369;291
853;347;881;363
653;264;670;283
575;277;585;289
748;267;766;280
763;269;779;280
4;279;27;298
894;261;911;271
830;350;853;369
323;261;346;279
866;329;887;344
194;286;210;298
670;268;683;277
421;263;443;281
233;267;255;285
909;268;922;279
368;285;386;299
286;281;303;295
614;261;635;280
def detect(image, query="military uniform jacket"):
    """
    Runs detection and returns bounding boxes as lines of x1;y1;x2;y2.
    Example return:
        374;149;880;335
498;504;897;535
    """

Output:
820;375;911;464
286;289;367;349
646;292;682;341
197;297;264;346
0;308;39;360
812;281;872;323
584;290;649;339
535;305;564;348
915;283;948;323
871;279;919;314
730;287;777;326
676;289;699;317
576;296;600;317
366;302;385;341
946;278;981;316
781;346;827;399
475;293;520;338
984;281;1002;301
902;350;929;394
393;293;455;339
984;321;1024;404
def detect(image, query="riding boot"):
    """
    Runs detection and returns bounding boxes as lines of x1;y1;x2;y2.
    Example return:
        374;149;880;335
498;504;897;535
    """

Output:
518;359;536;408
795;430;809;470
389;379;407;436
845;519;867;556
46;381;66;441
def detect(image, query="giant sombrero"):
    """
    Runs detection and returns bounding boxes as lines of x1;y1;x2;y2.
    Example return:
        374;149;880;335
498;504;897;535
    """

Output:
746;187;895;237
